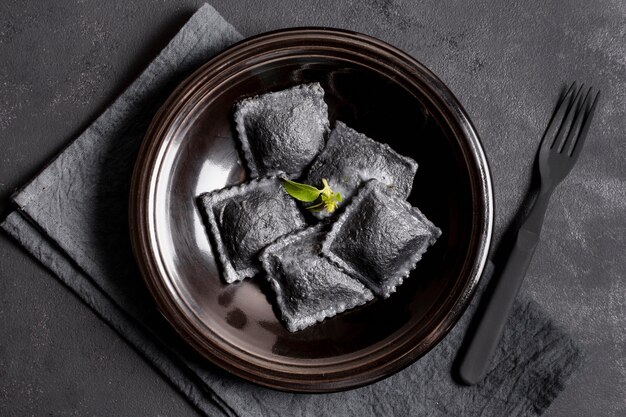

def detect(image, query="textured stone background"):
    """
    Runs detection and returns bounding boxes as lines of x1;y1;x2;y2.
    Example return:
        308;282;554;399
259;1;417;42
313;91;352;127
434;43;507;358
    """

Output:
0;0;624;416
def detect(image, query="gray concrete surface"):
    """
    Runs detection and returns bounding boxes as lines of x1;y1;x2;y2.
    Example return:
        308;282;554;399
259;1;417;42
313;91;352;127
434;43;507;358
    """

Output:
1;0;624;416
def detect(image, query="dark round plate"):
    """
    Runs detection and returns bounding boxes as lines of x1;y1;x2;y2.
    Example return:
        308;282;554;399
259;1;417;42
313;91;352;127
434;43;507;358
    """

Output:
130;28;493;392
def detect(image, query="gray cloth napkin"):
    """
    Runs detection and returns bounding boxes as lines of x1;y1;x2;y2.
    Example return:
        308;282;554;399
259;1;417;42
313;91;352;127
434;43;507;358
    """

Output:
1;4;582;417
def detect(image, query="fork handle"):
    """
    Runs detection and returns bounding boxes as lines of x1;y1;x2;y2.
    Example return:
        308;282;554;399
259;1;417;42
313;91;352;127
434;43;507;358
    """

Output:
458;227;540;385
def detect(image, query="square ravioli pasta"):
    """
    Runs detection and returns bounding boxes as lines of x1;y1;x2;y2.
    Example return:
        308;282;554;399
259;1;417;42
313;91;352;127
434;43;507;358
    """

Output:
198;174;307;284
303;121;417;218
234;83;329;178
322;180;441;298
260;225;374;332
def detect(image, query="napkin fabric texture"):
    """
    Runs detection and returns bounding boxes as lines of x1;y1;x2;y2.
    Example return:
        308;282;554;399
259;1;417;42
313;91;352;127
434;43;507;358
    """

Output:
1;4;582;417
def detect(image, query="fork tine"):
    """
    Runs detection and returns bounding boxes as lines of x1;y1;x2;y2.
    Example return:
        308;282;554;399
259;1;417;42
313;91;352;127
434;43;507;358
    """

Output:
569;89;600;158
552;83;585;151
541;82;577;149
560;86;593;154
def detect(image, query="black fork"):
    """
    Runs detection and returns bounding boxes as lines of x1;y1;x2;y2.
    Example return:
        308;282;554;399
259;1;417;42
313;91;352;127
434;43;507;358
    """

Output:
458;82;600;385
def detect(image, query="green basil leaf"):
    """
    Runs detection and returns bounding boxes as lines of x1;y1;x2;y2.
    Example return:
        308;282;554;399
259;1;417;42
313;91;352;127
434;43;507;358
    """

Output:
282;179;322;202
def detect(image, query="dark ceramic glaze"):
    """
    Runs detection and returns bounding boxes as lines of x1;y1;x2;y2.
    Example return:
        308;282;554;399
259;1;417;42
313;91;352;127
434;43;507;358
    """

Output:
130;28;493;392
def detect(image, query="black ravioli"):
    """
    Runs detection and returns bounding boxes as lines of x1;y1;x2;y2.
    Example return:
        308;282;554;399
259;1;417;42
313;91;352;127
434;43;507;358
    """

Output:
234;83;329;178
198;174;307;284
322;180;441;298
260;225;374;332
303;121;418;218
